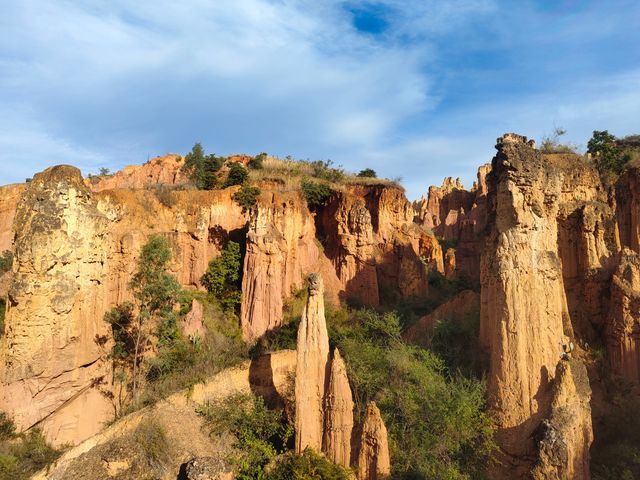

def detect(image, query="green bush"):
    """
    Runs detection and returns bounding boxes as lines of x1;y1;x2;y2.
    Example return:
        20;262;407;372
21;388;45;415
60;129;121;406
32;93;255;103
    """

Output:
182;143;225;189
328;309;495;480
539;127;577;153
267;449;351;480
0;299;5;337
301;181;332;208
198;393;292;479
588;130;631;176
224;162;249;188
0;251;12;273
202;241;243;313
233;185;261;212
248;153;267;170
0;419;61;480
357;168;377;178
307;160;345;183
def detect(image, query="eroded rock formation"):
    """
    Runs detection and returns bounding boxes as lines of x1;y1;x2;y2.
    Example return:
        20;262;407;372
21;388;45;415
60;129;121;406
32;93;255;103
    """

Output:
0;166;113;446
606;248;640;383
323;348;354;468
480;134;593;478
357;401;390;480
294;273;330;453
90;154;187;192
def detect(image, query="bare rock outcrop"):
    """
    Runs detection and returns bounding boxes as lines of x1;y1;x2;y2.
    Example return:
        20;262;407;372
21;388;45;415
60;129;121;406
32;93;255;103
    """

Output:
323;348;354;468
294;273;330;453
357;402;390;480
606;247;640;383
0;183;26;252
90;154;187;192
531;360;593;480
240;192;325;341
479;134;590;477
181;299;207;341
0;166;113;446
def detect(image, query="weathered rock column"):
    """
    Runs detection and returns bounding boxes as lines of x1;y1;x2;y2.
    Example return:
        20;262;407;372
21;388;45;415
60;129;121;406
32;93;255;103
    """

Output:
357;401;390;480
294;273;330;453
323;348;354;468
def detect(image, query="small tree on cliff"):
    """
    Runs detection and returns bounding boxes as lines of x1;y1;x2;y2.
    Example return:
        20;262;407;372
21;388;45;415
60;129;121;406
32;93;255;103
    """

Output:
202;241;242;313
182;143;225;189
104;236;180;401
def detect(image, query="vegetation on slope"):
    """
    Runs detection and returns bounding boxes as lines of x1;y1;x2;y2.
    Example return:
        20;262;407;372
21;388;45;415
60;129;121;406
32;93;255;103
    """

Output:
0;413;61;480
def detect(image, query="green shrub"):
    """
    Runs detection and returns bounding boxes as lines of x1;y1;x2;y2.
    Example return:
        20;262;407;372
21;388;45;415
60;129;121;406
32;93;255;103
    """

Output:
307;160;345;183
202;241;243;313
0;413;15;441
224;162;249;188
198;393;292;479
233;185;261;212
301;181;332;208
182;143;225;189
0;299;5;337
539;127;577;153
328;309;495;479
357;168;377;178
266;449;351;480
0;251;12;273
248;153;267;170
588;130;631;176
0;426;61;480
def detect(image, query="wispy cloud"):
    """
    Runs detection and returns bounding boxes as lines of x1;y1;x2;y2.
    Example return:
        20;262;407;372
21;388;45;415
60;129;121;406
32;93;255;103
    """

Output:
0;0;638;198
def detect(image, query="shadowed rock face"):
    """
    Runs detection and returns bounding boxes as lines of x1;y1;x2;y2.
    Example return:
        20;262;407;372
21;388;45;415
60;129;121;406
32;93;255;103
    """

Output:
323;348;354;468
357;401;390;480
294;273;330;453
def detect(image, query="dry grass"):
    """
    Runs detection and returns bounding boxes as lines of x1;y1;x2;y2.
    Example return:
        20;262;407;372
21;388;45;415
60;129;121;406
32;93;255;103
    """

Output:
248;155;402;192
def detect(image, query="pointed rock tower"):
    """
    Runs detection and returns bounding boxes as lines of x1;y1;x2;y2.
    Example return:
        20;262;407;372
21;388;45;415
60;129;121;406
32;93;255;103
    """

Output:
295;272;330;453
323;348;355;467
357;402;391;480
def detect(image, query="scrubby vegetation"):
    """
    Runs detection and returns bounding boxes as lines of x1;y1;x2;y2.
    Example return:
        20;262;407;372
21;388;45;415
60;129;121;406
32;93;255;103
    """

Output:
224;162;249;188
539;127;578;153
588;130;634;176
357;168;377;178
0;413;62;480
182;143;225;189
301;181;332;208
233;185;261;212
202;241;243;314
0;251;12;273
198;393;293;479
248;153;266;170
267;449;351;480
0;299;5;337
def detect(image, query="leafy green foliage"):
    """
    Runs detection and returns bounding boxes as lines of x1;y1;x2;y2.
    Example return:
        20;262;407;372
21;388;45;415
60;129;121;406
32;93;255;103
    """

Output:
198;393;292;480
224;162;249;188
307;160;345;183
357;168;377;178
248;153;267;170
182;143;225;189
0;251;12;273
328;309;495;480
202;241;243;313
233;185;261;212
301;181;332;208
588;130;631;176
103;236;180;403
0;414;61;480
267;449;351;480
539;127;577;153
99;167;111;176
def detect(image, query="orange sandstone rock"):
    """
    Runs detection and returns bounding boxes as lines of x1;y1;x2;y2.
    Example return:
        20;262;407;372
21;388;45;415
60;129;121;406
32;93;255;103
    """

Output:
357;402;390;480
295;273;330;453
90;154;187;191
181;299;206;341
323;348;354;468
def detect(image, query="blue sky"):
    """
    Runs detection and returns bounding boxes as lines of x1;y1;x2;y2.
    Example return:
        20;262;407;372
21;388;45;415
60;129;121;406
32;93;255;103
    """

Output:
1;0;639;198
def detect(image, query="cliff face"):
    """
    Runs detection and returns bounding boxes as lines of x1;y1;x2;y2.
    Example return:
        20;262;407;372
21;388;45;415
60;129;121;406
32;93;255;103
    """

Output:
0;166;113;446
89;154;187;192
480;134;595;478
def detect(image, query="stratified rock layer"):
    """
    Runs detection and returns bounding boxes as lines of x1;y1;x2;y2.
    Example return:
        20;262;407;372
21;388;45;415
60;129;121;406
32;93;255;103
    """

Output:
357;402;390;480
322;348;354;468
294;273;330;453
